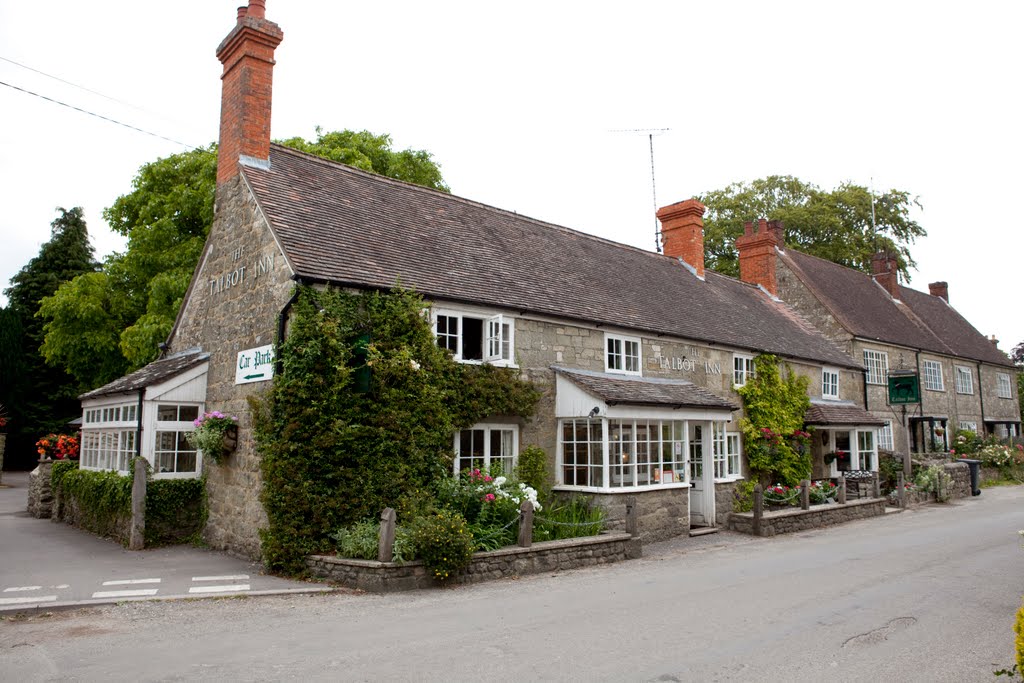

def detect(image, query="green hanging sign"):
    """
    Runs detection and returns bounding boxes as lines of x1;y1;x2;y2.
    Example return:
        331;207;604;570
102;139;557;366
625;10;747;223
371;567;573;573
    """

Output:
888;373;920;404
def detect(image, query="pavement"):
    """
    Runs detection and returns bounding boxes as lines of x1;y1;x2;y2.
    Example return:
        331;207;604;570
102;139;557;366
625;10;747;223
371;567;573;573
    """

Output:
0;471;332;614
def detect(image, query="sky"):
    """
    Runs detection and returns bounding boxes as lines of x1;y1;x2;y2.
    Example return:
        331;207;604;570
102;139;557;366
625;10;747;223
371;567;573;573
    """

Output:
1;1;1022;354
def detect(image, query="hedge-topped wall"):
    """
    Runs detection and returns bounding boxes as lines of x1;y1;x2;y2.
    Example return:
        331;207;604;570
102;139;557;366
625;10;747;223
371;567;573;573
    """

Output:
51;460;206;547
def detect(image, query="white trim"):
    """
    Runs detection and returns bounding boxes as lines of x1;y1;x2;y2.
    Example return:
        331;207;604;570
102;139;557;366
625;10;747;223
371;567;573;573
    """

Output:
821;367;840;400
863;349;889;385
432;307;517;367
604;332;642;375
997;373;1013;399
954;365;974;395
733;353;754;387
922;359;944;392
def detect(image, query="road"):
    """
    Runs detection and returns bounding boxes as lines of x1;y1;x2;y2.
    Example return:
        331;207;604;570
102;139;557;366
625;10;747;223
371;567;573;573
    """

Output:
3;486;1023;682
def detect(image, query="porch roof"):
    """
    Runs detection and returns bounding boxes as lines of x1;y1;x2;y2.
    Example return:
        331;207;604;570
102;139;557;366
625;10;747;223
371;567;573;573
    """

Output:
553;366;738;411
804;400;885;427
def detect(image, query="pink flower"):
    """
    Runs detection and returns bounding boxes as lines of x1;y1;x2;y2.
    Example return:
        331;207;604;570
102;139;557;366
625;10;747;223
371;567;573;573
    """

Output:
484;475;493;482
484;493;495;502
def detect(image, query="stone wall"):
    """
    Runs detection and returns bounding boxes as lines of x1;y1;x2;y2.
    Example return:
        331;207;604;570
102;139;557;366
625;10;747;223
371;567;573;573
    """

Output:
306;531;641;592
714;480;741;526
728;498;886;536
26;460;53;518
52;485;132;544
588;488;688;543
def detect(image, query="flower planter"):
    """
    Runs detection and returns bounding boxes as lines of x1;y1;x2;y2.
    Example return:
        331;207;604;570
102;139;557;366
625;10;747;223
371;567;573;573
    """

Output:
221;425;238;455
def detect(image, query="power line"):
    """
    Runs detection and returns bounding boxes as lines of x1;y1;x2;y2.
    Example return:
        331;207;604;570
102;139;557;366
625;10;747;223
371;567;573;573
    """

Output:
0;55;148;112
0;79;195;149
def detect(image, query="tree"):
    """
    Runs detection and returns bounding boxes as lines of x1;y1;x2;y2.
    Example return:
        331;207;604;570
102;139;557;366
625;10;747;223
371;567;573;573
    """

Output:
40;130;449;391
1013;341;1024;425
698;176;926;280
1;208;97;467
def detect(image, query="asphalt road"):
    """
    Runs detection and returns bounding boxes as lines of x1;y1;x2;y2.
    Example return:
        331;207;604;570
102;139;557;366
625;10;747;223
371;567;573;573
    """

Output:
2;485;1023;682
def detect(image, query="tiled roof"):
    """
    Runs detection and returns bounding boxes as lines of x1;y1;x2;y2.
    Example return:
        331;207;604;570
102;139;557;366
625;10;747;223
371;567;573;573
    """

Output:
804;400;885;426
780;249;1012;367
80;350;209;400
241;146;860;370
553;366;738;411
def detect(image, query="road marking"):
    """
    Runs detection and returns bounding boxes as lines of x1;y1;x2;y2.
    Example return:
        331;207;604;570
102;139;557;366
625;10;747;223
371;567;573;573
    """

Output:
192;574;249;582
188;584;250;594
53;584;70;589
102;578;161;586
3;586;43;592
0;595;57;605
91;589;159;599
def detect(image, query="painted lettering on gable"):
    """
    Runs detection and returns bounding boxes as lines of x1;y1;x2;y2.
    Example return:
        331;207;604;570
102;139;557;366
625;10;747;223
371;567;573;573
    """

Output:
650;352;721;376
208;246;279;299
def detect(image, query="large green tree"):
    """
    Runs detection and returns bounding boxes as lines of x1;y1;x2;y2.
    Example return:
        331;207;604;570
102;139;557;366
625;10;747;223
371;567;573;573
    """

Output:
39;130;449;391
698;176;926;280
2;207;97;467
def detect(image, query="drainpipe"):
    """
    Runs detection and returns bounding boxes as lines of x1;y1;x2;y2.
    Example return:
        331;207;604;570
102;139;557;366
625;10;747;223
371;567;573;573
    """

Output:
276;275;304;376
136;389;144;462
976;361;986;437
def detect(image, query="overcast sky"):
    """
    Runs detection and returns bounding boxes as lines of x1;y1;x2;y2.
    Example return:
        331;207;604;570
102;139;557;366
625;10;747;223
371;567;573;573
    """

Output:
2;1;1022;354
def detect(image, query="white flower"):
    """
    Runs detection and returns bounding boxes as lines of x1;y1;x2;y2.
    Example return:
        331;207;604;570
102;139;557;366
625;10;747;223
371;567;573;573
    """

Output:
410;360;421;370
493;476;507;487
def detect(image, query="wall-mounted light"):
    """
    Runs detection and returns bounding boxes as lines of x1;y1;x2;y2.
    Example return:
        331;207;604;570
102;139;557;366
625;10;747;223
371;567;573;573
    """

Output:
821;431;830;446
588;406;600;418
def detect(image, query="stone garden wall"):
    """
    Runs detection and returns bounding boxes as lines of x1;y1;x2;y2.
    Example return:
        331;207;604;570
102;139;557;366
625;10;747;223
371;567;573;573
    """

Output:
307;531;641;592
729;498;886;537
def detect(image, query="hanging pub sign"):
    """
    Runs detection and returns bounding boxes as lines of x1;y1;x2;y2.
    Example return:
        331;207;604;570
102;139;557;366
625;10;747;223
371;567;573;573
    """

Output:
887;371;920;404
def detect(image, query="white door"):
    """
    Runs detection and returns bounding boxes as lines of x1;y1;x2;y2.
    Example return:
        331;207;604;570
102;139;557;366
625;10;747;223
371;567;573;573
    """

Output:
689;423;716;527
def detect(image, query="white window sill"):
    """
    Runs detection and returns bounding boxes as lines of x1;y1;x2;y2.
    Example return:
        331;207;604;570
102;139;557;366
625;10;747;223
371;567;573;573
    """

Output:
554;482;691;494
714;476;745;484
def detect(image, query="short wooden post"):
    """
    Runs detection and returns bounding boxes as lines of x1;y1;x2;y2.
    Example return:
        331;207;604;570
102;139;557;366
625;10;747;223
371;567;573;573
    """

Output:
897;472;906;508
378;507;396;563
518;500;533;548
800;479;810;510
128;457;147;551
624;496;638;537
837;474;847;505
752;484;763;537
872;473;881;499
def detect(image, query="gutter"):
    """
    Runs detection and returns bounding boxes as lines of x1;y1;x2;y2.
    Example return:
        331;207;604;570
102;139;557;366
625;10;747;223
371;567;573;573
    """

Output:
275;275;304;376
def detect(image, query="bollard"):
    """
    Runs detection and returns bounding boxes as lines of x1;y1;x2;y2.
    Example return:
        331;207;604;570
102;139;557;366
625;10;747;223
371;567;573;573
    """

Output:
752;484;763;536
624;496;638;537
378;507;396;563
800;480;810;510
837;474;847;505
897;472;906;508
128;457;147;551
518;500;534;547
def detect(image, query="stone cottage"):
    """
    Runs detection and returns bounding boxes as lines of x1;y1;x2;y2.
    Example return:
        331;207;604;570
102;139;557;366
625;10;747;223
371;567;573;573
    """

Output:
733;219;1021;459
79;1;885;558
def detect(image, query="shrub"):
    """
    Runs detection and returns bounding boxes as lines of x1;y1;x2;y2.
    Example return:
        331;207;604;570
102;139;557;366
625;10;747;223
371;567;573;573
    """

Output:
808;480;838;505
408;509;474;581
763;484;798;506
915;464;953;502
732;480;756;513
515;445;548;495
533;495;604;541
331;520;381;560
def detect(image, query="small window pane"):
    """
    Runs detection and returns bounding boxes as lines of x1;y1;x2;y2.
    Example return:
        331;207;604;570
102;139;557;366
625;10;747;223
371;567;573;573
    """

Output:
157;405;178;421
179;406;199;422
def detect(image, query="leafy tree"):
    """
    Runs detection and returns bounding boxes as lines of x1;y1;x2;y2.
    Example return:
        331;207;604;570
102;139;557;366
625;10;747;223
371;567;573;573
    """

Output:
1;208;97;467
1014;341;1024;425
40;131;449;391
699;176;926;280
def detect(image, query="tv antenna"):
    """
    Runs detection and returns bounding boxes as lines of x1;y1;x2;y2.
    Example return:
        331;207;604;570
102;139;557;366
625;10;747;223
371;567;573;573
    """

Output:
610;128;670;252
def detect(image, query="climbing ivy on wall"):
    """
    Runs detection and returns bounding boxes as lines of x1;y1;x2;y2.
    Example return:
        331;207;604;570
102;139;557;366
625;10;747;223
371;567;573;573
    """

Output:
251;286;540;574
737;354;812;487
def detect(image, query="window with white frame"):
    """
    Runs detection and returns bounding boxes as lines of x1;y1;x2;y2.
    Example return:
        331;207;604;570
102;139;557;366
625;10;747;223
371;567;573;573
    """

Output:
959;421;978;433
712;423;743;480
155;404;200;474
863;349;888;385
453;424;518;475
733;354;755;387
922;360;944;391
856;430;876;471
878;421;894;451
605;334;641;375
560;418;605;487
998;373;1013;399
80;402;140;473
433;309;514;365
955;366;974;394
821;367;839;399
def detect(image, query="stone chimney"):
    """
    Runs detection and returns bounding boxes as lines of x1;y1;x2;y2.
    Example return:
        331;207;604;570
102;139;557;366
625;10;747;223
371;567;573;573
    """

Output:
928;281;949;302
216;1;284;185
656;199;706;277
736;219;783;296
871;252;900;299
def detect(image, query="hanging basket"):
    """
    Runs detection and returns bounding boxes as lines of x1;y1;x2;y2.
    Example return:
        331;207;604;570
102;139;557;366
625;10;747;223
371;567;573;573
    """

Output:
221;425;238;455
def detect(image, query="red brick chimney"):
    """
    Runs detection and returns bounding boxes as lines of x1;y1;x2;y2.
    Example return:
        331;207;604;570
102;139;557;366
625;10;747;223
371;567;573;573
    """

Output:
657;199;706;277
928;281;949;302
736;219;784;296
871;252;900;299
216;1;284;185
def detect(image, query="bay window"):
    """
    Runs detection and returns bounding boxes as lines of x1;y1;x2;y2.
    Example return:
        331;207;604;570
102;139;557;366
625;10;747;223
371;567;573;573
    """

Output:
155;404;200;475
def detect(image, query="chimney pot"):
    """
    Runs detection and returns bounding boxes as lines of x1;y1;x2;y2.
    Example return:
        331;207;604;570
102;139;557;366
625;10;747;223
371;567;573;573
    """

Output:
656;198;706;278
236;6;247;22
871;251;900;299
248;0;267;19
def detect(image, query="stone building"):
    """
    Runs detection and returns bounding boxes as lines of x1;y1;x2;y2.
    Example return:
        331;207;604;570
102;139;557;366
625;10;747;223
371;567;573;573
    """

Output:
734;219;1021;458
78;1;886;558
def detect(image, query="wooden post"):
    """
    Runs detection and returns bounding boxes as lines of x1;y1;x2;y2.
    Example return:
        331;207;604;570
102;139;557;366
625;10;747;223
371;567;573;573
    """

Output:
897;472;906;508
128;456;147;551
624;496;638;537
800;480;810;510
518;500;533;548
378;507;396;563
752;484;763;537
837;474;847;505
872;473;881;499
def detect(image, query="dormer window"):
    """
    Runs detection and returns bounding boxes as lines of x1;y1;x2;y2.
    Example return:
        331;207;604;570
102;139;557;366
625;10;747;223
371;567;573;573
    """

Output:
433;308;514;365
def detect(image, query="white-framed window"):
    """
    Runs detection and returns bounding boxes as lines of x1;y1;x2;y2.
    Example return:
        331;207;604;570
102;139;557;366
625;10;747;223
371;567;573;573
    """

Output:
997;373;1013;399
863;349;888;385
733;354;755;387
959;421;978;434
856;430;876;471
955;366;974;395
433;309;514;366
80;401;140;473
155;403;201;475
560;418;605;487
713;423;743;481
922;360;944;392
605;333;641;375
821;367;839;400
878;421;894;451
453;424;518;475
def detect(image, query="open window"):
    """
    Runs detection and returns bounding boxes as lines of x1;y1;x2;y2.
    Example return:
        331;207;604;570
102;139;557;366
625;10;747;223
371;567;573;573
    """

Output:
434;309;514;365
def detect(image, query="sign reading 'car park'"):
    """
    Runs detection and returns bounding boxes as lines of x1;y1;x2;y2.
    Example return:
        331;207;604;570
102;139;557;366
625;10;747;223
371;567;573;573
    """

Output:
235;345;275;385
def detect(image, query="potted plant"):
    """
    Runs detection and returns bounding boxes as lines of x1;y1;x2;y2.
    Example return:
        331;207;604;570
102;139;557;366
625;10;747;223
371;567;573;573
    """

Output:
35;433;80;461
186;411;239;464
823;449;847;466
